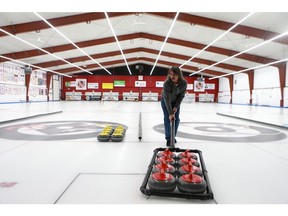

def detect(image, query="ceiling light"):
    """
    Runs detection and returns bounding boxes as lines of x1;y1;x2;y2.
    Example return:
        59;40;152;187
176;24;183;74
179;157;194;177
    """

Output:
209;56;288;80
105;12;132;75
191;27;288;76
150;12;179;75
34;12;111;75
0;27;92;74
180;12;254;70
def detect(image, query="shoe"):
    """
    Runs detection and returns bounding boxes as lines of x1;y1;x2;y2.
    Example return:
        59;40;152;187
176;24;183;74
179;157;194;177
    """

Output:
166;140;171;146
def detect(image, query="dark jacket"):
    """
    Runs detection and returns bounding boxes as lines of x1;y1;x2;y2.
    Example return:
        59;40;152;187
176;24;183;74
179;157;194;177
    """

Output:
161;78;187;115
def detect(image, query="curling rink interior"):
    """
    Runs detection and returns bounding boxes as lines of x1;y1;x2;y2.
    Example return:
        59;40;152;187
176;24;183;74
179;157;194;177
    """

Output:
0;101;288;204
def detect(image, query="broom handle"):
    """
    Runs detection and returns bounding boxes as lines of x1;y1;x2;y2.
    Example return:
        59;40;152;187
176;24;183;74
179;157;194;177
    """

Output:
170;112;175;148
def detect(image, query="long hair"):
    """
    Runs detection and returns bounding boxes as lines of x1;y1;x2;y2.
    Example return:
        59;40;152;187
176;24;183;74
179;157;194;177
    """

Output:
166;66;185;81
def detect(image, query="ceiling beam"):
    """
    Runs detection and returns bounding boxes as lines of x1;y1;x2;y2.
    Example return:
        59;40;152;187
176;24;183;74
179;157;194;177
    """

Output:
57;57;139;73
0;12;133;37
141;33;277;64
0;32;276;65
148;12;288;45
141;57;226;77
56;56;225;77
35;47;247;72
0;33;139;62
2;12;287;46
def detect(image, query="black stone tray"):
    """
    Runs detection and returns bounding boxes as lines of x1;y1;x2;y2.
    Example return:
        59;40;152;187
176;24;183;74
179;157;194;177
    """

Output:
140;147;214;200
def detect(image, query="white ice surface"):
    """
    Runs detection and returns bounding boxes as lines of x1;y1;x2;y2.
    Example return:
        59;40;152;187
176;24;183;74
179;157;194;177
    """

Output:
0;101;287;204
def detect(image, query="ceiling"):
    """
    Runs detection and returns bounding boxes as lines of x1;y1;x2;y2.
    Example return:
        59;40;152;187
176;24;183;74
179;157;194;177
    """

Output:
0;12;288;77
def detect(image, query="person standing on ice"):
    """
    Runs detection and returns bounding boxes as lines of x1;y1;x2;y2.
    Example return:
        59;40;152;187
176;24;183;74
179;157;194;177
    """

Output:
161;66;187;146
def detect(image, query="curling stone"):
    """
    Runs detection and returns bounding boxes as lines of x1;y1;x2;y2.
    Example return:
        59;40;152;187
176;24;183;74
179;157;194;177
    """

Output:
178;150;197;160
115;125;126;130
115;126;126;134
157;148;176;159
114;129;125;135
152;161;176;175
148;168;176;191
178;157;200;167
111;132;124;142
155;156;176;166
177;173;206;193
178;161;203;176
116;125;125;129
103;126;113;131
97;131;111;142
102;128;114;135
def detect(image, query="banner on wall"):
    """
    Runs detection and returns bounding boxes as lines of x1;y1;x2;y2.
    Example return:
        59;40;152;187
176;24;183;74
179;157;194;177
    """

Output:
0;62;25;85
102;83;114;89
156;81;164;88
194;80;205;92
204;83;215;90
65;81;76;87
135;81;146;87
114;80;125;87
28;86;47;97
76;79;87;90
0;84;26;96
88;83;99;89
187;84;193;90
30;70;47;87
28;70;47;98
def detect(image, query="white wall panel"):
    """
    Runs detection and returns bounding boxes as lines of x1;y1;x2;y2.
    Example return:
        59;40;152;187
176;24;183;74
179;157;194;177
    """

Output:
270;88;281;106
286;62;288;87
218;91;231;103
234;73;249;90
52;76;60;101
254;66;279;89
252;88;281;106
0;86;26;103
232;90;250;104
219;78;230;91
284;87;288;107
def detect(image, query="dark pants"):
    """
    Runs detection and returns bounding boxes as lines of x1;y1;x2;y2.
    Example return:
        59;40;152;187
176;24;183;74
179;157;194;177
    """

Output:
161;98;180;141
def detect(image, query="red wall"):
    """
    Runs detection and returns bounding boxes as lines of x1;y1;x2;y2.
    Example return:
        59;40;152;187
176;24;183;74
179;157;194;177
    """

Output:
62;75;219;101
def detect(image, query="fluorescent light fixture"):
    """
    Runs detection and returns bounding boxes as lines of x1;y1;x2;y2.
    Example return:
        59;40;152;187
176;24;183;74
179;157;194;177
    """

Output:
190;29;288;76
150;12;179;75
0;28;92;74
180;12;254;68
0;55;72;78
34;12;111;75
209;56;288;80
105;12;132;75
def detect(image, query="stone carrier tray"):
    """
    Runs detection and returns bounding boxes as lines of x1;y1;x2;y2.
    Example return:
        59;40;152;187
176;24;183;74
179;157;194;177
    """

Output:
140;147;214;200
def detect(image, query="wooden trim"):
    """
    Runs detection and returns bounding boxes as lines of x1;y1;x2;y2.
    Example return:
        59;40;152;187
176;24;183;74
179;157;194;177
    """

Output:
35;47;247;72
244;70;254;104
0;12;132;37
227;75;234;104
2;12;287;45
278;63;286;107
0;33;276;66
148;12;288;45
46;72;53;101
56;56;225;77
